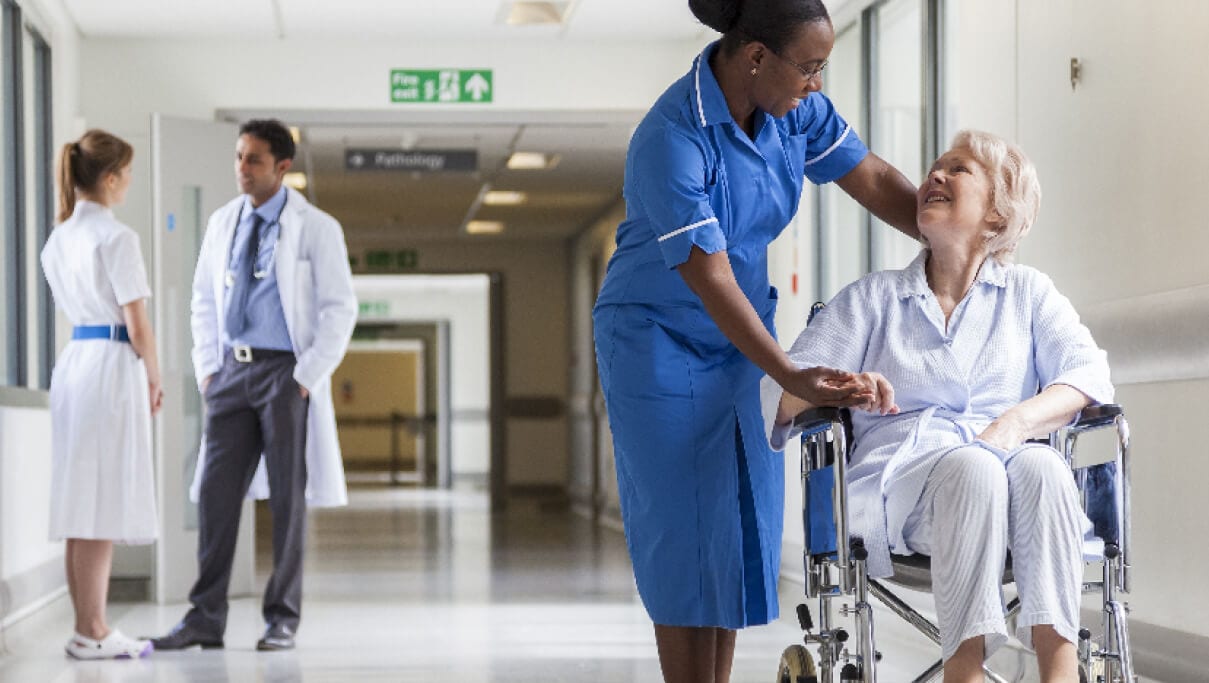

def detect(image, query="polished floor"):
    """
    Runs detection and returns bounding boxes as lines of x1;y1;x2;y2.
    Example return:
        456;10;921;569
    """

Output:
0;485;1160;682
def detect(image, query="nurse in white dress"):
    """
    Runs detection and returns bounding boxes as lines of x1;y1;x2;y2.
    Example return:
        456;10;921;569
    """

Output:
41;129;164;660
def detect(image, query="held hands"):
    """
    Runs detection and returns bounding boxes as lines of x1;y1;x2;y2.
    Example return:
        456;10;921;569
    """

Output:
777;368;898;425
849;372;899;416
781;367;898;413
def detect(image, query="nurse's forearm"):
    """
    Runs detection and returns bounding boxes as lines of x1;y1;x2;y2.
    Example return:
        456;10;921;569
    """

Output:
835;153;920;240
677;246;797;383
776;391;814;426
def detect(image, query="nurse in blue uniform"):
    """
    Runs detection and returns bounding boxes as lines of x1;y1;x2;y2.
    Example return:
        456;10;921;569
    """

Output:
593;1;921;680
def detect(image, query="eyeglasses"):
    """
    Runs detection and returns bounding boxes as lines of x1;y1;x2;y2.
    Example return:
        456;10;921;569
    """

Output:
772;51;828;81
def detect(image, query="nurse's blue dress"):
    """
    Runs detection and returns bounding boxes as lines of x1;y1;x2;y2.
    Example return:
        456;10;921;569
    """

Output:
593;42;869;629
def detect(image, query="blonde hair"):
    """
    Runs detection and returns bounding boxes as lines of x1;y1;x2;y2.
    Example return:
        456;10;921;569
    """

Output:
57;129;134;222
948;129;1041;264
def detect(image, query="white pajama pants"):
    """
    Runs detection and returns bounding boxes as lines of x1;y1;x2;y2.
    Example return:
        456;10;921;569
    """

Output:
902;444;1086;661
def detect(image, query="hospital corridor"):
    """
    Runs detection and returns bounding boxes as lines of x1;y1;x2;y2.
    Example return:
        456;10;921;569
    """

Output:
0;0;1206;682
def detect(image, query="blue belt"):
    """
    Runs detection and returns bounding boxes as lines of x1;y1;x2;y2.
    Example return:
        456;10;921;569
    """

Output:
72;325;130;343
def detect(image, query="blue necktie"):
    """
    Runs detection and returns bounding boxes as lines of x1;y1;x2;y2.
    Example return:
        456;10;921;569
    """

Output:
225;213;265;338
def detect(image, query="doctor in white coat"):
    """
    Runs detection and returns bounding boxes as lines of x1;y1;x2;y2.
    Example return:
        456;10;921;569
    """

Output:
152;119;356;652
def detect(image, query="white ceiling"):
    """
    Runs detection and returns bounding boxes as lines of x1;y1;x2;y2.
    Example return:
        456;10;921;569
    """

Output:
62;1;711;243
287;118;635;242
61;0;714;41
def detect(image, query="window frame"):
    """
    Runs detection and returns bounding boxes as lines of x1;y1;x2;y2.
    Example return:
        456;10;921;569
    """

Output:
2;0;26;388
0;0;54;393
811;0;949;298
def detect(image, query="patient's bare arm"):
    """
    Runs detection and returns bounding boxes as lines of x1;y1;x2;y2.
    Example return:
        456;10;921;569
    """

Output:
977;383;1091;450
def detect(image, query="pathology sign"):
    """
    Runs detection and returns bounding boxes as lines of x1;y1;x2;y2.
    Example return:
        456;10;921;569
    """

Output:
345;149;478;173
390;69;493;103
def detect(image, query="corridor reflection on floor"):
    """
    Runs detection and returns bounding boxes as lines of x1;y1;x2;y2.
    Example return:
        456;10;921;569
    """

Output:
0;486;1160;682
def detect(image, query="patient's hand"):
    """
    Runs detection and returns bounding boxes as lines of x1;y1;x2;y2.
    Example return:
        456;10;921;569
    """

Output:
851;372;899;416
976;412;1027;451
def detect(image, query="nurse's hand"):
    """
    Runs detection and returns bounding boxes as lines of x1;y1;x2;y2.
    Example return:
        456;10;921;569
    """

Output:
781;366;875;409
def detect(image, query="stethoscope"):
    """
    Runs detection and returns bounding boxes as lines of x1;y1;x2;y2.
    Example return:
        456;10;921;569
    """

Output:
225;193;289;288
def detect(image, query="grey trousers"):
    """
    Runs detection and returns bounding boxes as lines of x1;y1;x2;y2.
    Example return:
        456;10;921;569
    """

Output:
185;350;309;636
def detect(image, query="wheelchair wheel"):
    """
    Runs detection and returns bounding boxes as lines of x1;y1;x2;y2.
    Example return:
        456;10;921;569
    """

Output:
777;644;818;683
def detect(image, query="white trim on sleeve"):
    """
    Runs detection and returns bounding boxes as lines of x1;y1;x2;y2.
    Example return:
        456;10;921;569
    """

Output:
804;124;852;167
657;217;718;242
693;55;707;127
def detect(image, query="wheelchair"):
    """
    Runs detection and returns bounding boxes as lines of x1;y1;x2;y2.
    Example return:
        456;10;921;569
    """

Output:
775;400;1135;683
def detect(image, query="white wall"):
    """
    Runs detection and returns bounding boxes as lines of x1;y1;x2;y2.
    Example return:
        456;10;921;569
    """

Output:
0;0;80;626
767;0;1209;656
0;403;60;623
354;274;490;476
78;37;704;126
568;202;624;516
944;0;1209;642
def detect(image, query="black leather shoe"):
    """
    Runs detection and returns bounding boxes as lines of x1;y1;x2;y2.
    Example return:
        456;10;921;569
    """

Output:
256;623;296;651
149;622;224;650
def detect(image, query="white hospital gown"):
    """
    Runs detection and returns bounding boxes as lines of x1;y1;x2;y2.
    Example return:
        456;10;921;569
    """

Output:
41;200;158;544
761;251;1113;579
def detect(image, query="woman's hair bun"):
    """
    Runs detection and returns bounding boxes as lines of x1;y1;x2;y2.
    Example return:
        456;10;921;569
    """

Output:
688;0;743;34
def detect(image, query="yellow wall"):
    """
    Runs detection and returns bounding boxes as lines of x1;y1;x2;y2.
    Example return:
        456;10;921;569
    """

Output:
333;350;422;470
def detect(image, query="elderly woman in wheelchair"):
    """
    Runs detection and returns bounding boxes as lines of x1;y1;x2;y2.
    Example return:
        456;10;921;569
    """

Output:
762;130;1123;683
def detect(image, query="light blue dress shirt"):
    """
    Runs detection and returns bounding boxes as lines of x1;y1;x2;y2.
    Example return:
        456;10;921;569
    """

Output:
762;251;1115;578
224;185;293;351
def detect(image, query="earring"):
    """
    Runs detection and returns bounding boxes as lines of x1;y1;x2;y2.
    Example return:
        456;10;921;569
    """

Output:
750;67;758;76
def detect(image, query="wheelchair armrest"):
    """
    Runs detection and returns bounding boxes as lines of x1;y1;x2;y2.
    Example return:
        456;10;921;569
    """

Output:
1073;403;1124;431
792;406;848;438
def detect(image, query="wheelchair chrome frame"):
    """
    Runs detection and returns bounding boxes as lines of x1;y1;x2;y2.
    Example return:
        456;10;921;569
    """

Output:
789;406;1136;683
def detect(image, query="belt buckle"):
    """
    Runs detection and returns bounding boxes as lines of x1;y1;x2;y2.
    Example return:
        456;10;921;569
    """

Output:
233;345;253;363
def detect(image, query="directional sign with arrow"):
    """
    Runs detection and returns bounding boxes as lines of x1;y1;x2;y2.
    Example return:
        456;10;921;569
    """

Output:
391;69;493;104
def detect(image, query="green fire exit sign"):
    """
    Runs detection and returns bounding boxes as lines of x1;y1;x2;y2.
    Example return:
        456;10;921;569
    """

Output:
391;69;493;103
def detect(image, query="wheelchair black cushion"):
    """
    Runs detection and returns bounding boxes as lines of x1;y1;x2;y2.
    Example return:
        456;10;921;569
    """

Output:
889;553;1015;591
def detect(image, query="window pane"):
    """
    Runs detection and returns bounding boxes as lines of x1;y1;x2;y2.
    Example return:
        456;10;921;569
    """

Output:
942;0;959;141
0;1;16;386
22;26;37;388
872;0;924;271
23;29;51;389
817;20;866;301
35;36;52;390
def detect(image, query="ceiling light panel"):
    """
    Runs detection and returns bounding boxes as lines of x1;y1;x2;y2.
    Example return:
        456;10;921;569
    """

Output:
483;190;527;205
466;220;505;235
506;152;560;170
504;1;570;25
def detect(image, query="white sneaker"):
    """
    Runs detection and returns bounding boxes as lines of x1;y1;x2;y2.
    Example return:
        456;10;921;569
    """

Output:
65;629;154;660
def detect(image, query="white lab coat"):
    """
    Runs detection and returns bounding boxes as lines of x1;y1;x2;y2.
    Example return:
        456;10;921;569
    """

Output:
189;187;357;507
